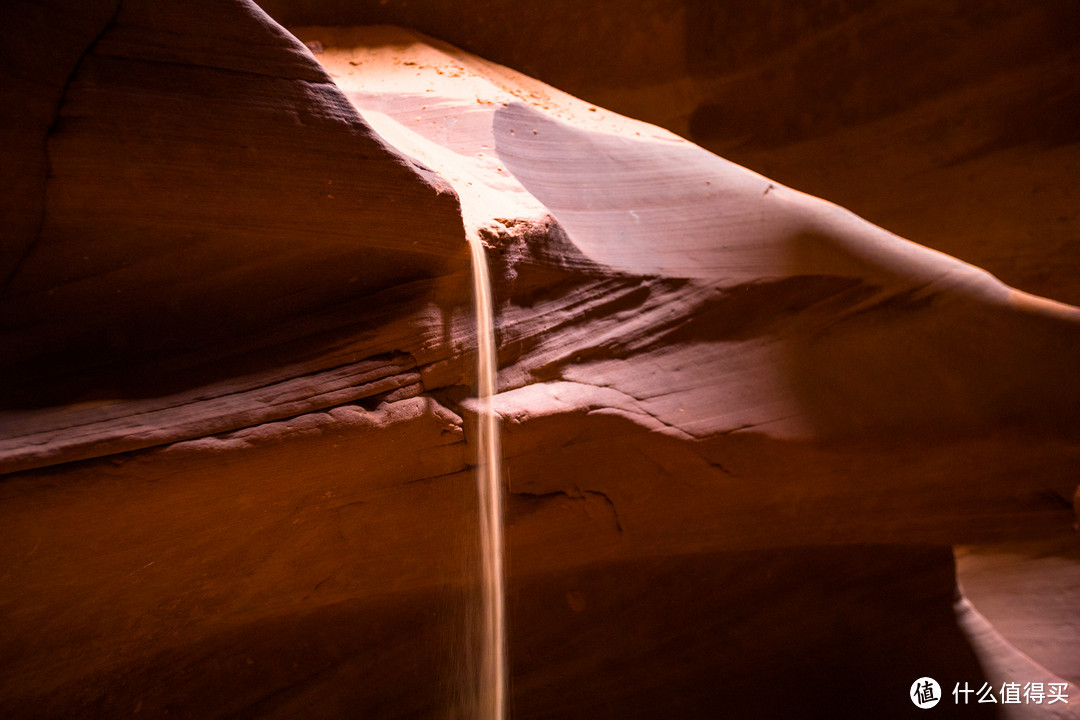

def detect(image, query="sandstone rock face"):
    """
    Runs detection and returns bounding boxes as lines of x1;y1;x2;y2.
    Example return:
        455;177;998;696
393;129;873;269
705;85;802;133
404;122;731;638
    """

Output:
260;0;1080;306
1;3;1078;719
0;0;466;469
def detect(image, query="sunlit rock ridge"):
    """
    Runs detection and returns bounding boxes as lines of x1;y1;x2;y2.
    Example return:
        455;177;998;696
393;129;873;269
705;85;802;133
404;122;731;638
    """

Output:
0;1;1077;718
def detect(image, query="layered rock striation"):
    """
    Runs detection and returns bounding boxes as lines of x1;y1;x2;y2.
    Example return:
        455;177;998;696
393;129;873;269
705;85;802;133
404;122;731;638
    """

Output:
1;3;1077;718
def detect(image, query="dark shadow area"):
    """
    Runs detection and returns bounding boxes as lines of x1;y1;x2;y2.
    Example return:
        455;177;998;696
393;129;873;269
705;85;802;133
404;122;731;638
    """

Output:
0;545;992;720
0;272;460;410
686;0;1080;150
510;546;991;719
0;586;472;720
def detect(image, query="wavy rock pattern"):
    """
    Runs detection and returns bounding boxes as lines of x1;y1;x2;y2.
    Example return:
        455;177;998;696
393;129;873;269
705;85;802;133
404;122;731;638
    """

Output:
0;3;1077;719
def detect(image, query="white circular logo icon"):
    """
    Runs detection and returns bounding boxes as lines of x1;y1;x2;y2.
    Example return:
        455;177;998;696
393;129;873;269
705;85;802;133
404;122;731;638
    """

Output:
911;677;941;709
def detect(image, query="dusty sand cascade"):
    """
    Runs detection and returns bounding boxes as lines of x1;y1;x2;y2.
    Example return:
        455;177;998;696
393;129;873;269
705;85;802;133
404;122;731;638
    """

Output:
467;229;508;719
0;1;1078;718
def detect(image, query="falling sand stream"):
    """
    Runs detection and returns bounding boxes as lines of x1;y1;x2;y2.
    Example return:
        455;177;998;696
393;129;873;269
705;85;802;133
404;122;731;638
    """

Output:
468;235;508;720
327;105;519;720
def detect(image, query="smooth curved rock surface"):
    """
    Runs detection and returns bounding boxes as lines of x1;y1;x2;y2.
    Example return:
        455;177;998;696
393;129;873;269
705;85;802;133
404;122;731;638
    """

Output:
0;0;470;473
1;6;1078;720
259;0;1080;307
0;0;464;409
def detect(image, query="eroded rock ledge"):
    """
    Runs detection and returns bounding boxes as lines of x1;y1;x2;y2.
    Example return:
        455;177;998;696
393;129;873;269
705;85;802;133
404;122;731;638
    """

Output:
1;3;1077;718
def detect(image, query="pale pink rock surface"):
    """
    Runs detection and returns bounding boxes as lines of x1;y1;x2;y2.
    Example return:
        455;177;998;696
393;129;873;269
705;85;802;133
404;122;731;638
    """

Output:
0;5;1076;719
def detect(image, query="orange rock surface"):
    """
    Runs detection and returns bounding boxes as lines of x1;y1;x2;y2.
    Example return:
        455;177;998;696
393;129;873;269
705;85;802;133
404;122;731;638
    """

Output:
1;2;1076;718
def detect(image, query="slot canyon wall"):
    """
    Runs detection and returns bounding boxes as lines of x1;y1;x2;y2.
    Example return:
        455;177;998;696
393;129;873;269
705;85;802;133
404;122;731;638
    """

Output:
258;0;1080;307
1;1;1077;718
